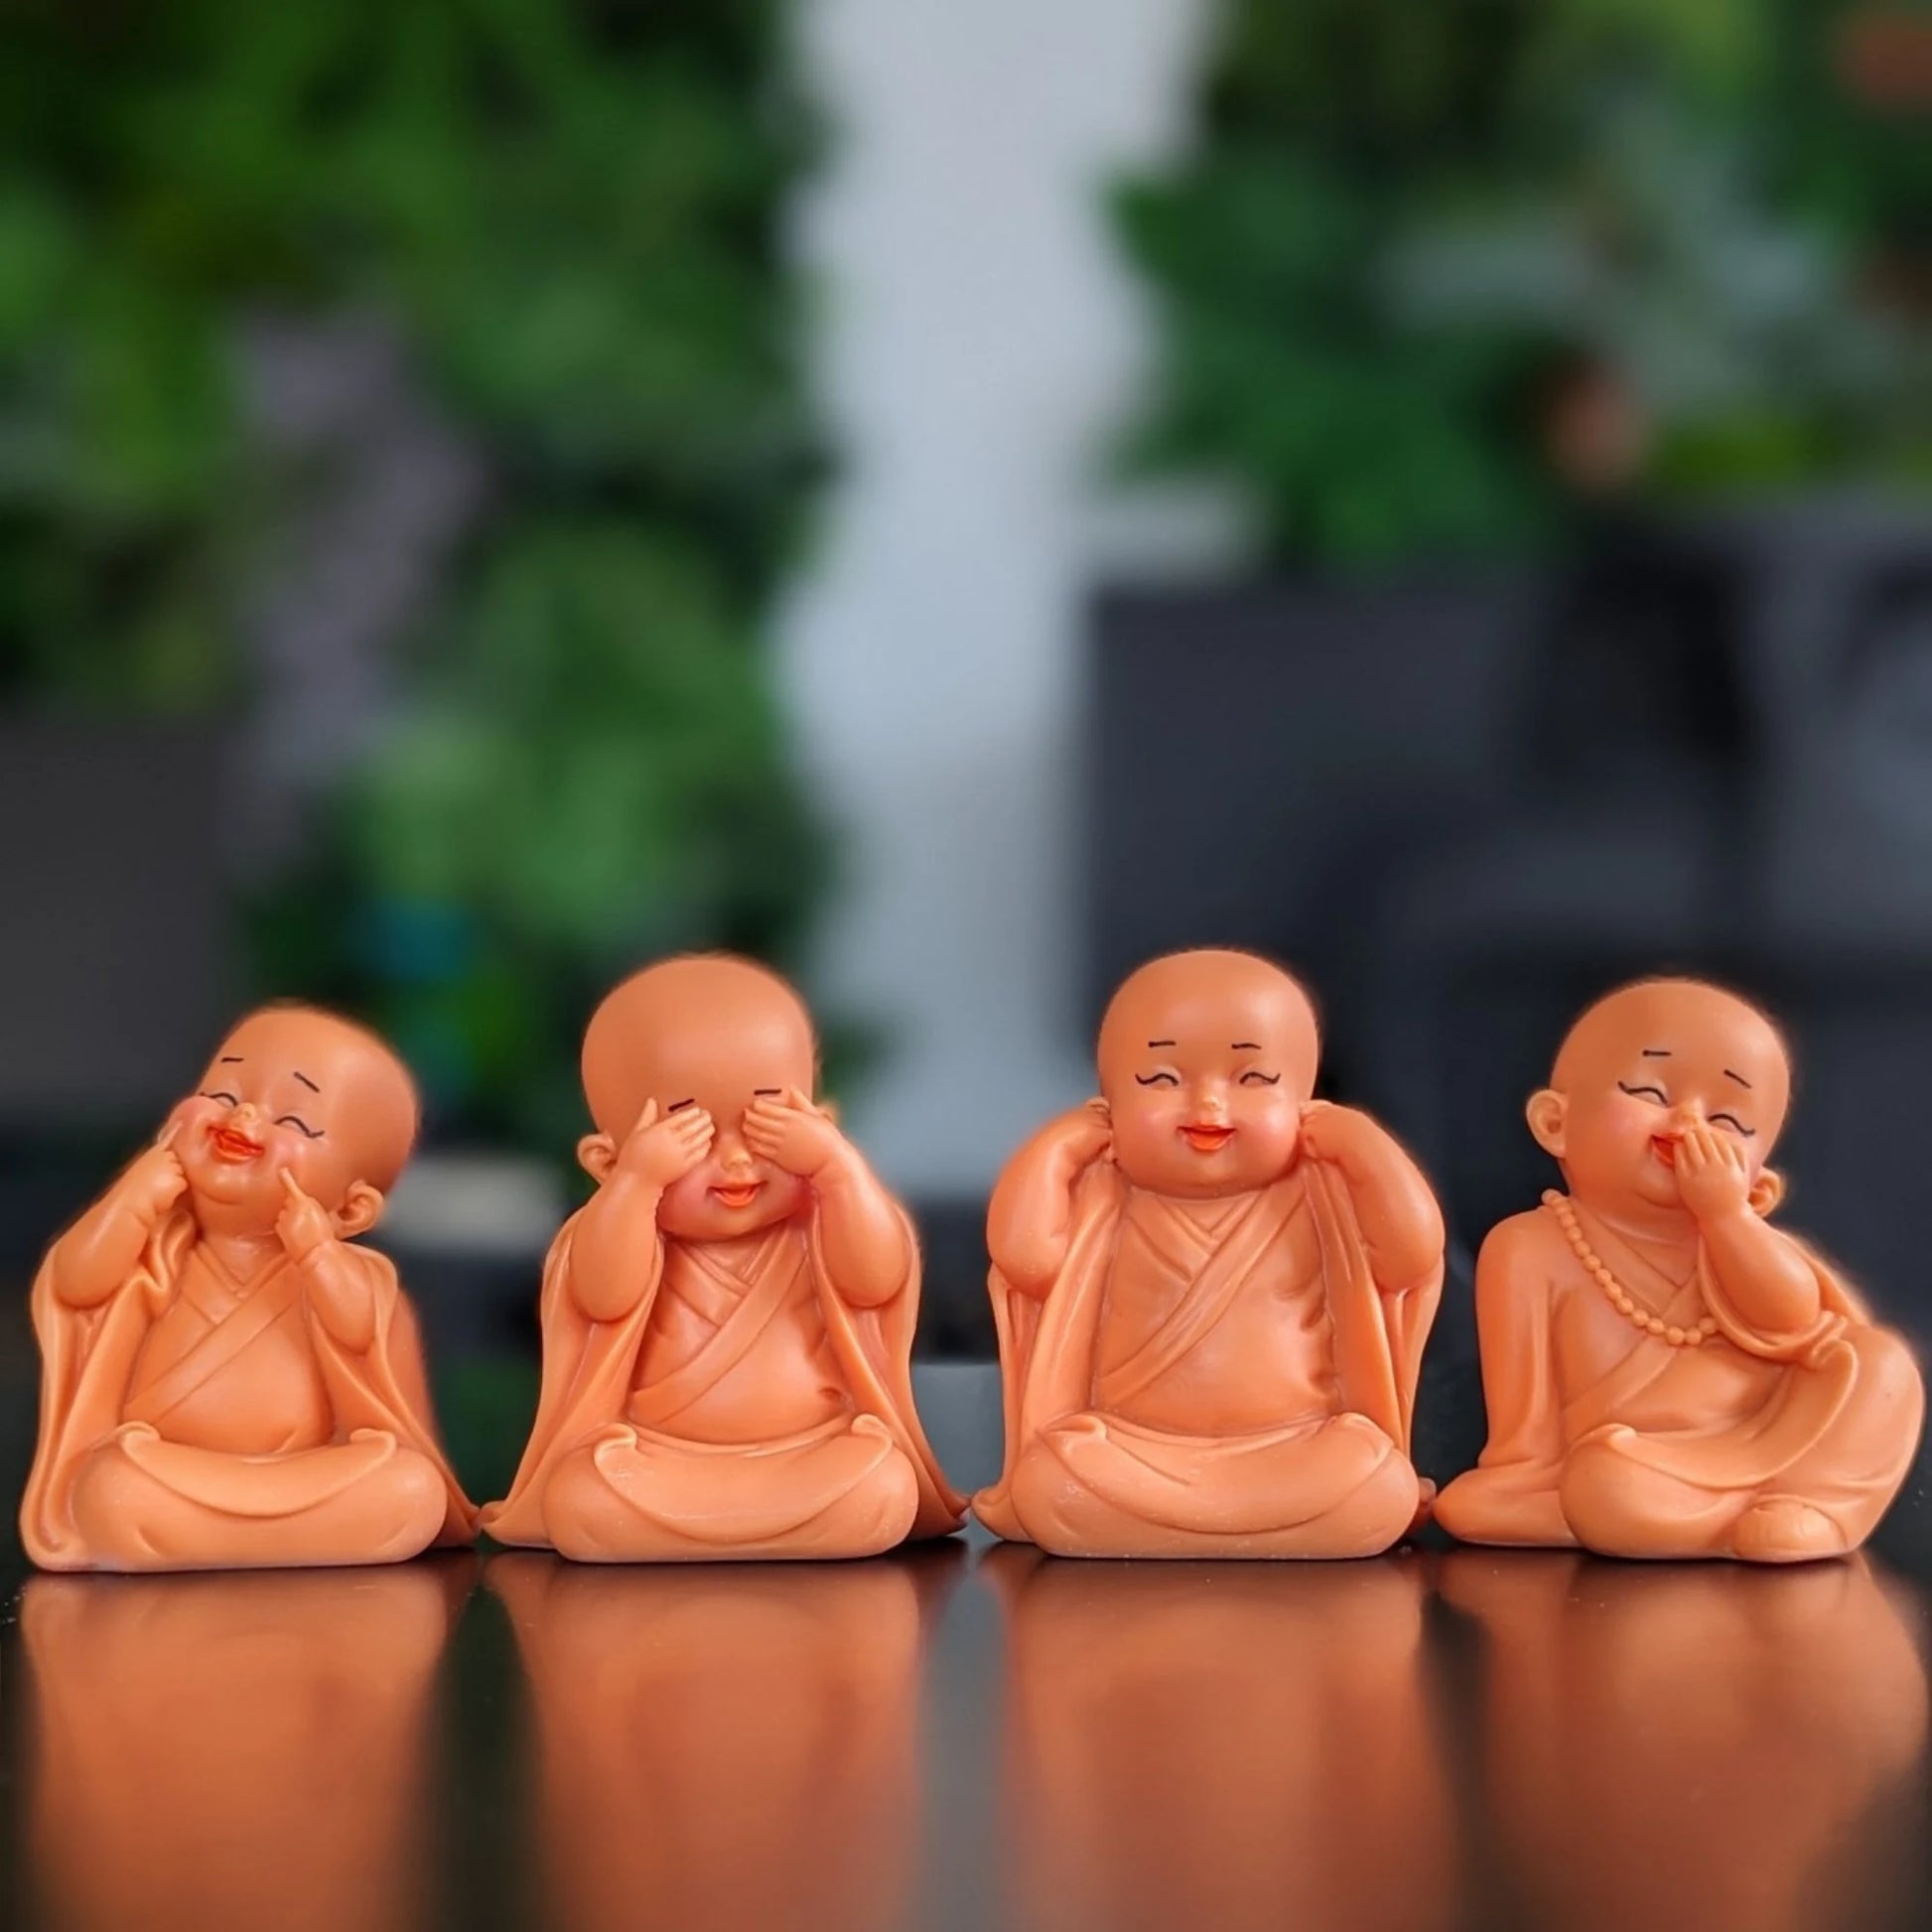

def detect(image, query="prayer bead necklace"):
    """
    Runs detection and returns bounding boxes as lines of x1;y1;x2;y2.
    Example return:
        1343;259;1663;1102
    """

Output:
1543;1190;1720;1347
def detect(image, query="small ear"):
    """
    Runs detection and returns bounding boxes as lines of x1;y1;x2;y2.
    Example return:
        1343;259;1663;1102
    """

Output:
1525;1088;1568;1161
1749;1168;1785;1217
578;1133;618;1185
333;1181;384;1239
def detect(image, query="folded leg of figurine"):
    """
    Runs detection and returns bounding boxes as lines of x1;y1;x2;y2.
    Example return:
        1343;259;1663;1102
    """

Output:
1556;1430;1746;1560
1730;1326;1923;1562
1434;1466;1578;1549
65;1429;449;1573
1008;1410;1419;1559
540;1414;920;1563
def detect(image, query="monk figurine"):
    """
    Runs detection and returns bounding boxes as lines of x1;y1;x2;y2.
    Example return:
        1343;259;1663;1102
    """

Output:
23;1005;477;1572
976;948;1445;1559
1436;978;1925;1561
483;954;964;1560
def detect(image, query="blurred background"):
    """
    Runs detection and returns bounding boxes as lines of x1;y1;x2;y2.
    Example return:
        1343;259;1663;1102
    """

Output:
0;0;1926;1503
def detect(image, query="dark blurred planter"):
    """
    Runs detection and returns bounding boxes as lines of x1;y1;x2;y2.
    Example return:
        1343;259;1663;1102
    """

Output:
0;716;235;1279
1087;574;1546;1086
0;715;235;1133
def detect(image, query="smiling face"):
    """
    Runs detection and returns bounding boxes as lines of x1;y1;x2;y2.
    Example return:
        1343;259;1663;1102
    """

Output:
582;956;817;1240
1097;950;1319;1199
170;1008;418;1230
1534;980;1792;1216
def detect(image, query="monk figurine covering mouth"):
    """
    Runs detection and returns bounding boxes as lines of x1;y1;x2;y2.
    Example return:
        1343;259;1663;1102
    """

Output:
22;1005;477;1572
1436;978;1925;1562
975;948;1446;1559
483;954;964;1560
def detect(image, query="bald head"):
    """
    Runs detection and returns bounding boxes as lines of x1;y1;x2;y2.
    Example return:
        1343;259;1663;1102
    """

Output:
582;955;816;1138
207;1005;420;1194
1554;979;1791;1121
1098;950;1319;1095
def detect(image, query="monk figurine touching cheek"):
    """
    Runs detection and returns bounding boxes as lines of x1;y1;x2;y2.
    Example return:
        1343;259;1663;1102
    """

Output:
976;949;1446;1559
483;955;964;1561
1437;979;1925;1562
23;1006;476;1572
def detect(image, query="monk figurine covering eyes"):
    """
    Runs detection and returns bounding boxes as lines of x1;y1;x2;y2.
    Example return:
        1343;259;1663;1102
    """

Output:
22;1005;477;1571
976;948;1446;1558
483;954;964;1560
1436;978;1925;1561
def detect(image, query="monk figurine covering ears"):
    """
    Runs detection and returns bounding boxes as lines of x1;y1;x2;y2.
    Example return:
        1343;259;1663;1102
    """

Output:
977;948;1445;1558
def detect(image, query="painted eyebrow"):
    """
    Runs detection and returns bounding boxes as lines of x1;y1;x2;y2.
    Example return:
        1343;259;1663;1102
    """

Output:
1724;1068;1752;1089
1231;1040;1261;1051
753;1087;782;1096
218;1055;243;1064
1146;1038;1175;1048
292;1070;321;1093
667;1098;697;1112
1640;1047;1670;1058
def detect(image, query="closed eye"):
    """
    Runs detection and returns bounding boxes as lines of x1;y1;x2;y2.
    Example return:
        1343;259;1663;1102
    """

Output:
1710;1112;1756;1137
200;1090;239;1107
1135;1071;1179;1087
1617;1081;1669;1104
275;1115;325;1139
1239;1070;1280;1086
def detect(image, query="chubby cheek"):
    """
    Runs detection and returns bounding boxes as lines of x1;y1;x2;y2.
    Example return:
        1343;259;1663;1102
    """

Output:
1233;1094;1301;1171
1105;1092;1183;1167
271;1131;352;1211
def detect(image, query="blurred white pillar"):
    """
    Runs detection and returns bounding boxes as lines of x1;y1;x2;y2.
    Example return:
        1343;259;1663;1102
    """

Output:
780;0;1209;1195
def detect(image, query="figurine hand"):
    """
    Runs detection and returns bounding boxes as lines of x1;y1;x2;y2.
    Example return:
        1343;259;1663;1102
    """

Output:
618;1098;717;1188
1042;1100;1113;1171
1674;1124;1754;1220
276;1171;337;1262
1298;1101;1380;1167
743;1089;850;1179
119;1130;188;1228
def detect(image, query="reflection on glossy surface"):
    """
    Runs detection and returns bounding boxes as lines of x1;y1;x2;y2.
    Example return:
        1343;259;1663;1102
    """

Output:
21;1560;470;1932
489;1549;960;1932
1440;1551;1928;1932
985;1549;1457;1932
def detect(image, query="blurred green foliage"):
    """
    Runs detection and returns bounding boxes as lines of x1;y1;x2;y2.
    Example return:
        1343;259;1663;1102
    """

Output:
1117;0;1928;570
0;0;832;1148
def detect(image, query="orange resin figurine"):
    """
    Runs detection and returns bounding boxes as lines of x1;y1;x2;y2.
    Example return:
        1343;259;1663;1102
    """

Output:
483;955;964;1560
1437;979;1925;1561
976;948;1445;1558
23;1004;476;1572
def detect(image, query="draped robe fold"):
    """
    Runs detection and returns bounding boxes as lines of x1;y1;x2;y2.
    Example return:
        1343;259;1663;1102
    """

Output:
1437;1196;1923;1555
22;1208;476;1572
482;1202;964;1558
975;1160;1440;1558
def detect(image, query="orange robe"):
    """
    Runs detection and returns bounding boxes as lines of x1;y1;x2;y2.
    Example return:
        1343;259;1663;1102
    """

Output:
1439;1551;1927;1931
1437;1198;1923;1556
985;1548;1457;1932
23;1210;475;1572
490;1553;951;1932
977;1161;1439;1558
483;1206;964;1559
21;1563;468;1932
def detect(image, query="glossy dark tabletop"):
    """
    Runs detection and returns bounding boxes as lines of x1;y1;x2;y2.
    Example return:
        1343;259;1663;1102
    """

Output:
4;1363;1930;1932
